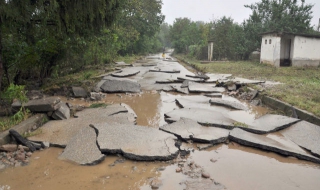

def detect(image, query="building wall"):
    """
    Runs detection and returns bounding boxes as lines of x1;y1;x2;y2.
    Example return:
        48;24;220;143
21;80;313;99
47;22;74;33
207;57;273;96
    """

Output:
292;36;320;67
260;34;281;67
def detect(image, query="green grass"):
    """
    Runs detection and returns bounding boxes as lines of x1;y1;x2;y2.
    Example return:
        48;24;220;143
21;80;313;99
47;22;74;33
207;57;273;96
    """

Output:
0;108;32;132
22;129;42;138
175;54;320;117
89;103;108;108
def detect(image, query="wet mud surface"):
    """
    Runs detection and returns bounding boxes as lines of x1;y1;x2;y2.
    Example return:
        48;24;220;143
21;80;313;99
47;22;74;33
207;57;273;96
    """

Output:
1;55;320;189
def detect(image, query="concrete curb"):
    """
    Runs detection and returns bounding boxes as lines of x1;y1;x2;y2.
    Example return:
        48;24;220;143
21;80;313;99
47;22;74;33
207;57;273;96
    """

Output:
0;114;49;145
261;96;320;126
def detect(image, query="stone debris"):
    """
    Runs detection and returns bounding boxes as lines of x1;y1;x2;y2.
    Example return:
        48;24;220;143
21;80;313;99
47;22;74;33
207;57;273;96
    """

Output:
100;78;141;93
229;128;320;164
59;127;105;165
160;118;229;144
281;121;320;158
0;144;17;152
227;83;237;91
150;178;162;189
209;98;248;111
90;92;105;101
92;123;179;161
52;102;70;120
165;108;235;129
12;97;61;112
72;87;88;98
175;158;226;190
0;145;33;169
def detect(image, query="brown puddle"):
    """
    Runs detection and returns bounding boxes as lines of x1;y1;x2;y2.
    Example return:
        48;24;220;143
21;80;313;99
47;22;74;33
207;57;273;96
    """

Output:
1;91;320;190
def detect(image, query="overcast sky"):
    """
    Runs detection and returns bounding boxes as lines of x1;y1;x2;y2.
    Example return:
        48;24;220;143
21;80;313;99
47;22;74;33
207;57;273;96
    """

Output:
162;0;320;28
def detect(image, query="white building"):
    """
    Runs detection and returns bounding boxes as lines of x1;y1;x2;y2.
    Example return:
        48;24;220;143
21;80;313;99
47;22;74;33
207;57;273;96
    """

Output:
260;31;320;67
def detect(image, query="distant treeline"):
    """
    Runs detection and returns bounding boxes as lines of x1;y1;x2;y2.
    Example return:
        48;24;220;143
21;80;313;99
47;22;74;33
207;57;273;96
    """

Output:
158;0;319;61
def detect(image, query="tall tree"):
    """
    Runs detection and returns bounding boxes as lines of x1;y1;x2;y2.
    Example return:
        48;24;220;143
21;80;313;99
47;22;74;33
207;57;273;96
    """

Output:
117;0;164;54
242;0;314;58
170;18;202;53
245;0;314;33
0;0;125;90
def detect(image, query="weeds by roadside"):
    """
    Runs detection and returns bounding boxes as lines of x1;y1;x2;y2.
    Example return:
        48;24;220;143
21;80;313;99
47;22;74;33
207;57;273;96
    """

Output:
0;84;31;131
22;128;42;138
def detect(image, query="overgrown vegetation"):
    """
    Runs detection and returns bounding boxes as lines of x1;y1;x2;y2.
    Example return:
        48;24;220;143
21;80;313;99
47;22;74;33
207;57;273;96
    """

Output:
0;0;164;92
176;54;320;117
22;129;42;138
89;103;108;108
234;122;249;128
0;84;31;131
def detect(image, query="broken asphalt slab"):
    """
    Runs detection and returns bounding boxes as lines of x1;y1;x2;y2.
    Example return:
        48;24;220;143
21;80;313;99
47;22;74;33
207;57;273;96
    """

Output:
12;97;61;112
28;104;136;147
91;123;179;161
149;69;180;73
114;61;132;67
175;96;230;113
281;121;320;158
111;67;141;77
229;128;320;164
52;102;70;120
204;93;222;98
230;113;300;134
186;74;210;80
100;78;141;93
59;126;105;165
204;74;232;83
231;77;265;85
0;114;48;145
188;83;224;93
171;84;189;94
209;98;248;110
164;108;235;129
160;118;229;144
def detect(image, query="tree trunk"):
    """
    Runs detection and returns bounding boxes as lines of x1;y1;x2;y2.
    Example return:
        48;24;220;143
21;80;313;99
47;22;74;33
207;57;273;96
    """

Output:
0;27;4;91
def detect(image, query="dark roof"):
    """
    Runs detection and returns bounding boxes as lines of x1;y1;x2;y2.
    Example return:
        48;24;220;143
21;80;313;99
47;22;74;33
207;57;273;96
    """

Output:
260;31;320;39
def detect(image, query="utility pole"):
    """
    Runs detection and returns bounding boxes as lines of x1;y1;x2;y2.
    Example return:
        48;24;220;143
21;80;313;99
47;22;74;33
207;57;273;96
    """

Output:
318;18;320;32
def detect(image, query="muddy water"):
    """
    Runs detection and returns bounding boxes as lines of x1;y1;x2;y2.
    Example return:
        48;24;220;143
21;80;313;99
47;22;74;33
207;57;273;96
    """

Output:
0;147;167;190
1;92;320;190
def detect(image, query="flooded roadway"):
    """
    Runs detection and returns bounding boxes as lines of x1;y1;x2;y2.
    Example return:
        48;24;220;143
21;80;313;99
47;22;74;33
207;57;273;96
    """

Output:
1;92;320;190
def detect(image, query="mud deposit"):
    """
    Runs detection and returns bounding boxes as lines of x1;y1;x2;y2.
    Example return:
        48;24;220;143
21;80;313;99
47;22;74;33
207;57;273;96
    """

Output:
1;92;320;190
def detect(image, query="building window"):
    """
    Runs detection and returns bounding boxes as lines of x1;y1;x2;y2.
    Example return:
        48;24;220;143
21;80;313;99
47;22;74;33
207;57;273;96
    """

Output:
269;39;272;44
265;39;267;44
